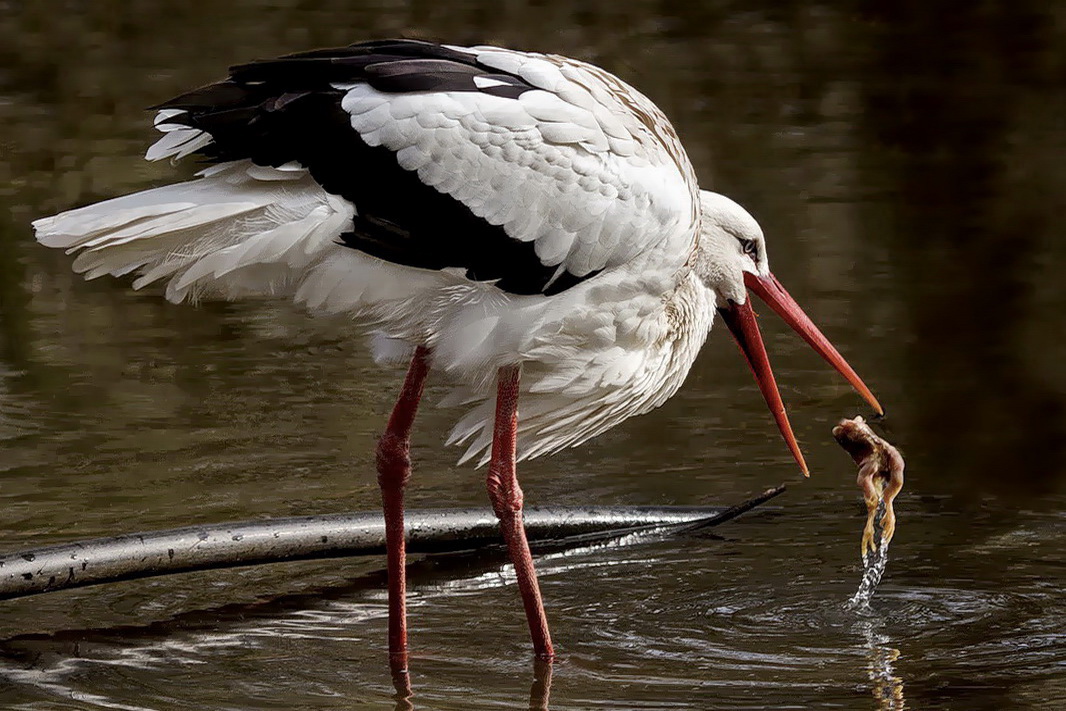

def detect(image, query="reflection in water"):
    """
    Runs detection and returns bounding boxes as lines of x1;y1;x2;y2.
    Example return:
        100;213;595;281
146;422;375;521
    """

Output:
528;659;553;711
392;681;414;711
854;615;906;711
0;548;563;710
386;667;553;711
392;669;414;710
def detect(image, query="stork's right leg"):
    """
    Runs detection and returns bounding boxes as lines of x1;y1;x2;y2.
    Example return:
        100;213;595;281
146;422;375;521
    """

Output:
376;345;430;689
486;364;555;661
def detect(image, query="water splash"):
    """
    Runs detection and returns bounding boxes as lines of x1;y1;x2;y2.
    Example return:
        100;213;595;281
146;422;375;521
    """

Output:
847;499;891;611
847;498;906;707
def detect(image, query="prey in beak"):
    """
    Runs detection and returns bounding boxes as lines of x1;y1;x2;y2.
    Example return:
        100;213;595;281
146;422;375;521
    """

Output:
717;271;884;476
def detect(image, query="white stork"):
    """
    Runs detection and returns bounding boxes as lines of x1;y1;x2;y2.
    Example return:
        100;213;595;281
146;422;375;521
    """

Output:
32;39;882;680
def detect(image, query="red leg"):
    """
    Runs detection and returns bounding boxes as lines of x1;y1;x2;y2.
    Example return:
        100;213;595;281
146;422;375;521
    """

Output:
376;345;431;689
486;365;555;661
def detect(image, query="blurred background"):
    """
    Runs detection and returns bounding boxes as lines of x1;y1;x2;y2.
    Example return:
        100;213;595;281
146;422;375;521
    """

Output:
0;2;1063;710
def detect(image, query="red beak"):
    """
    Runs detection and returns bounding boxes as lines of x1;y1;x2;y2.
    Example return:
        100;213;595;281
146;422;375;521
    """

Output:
718;272;883;477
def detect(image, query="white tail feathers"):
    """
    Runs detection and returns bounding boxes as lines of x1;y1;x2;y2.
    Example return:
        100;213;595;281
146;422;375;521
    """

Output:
32;161;355;303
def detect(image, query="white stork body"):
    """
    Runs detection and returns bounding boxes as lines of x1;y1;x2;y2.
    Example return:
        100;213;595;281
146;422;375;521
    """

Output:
33;40;881;677
34;42;727;464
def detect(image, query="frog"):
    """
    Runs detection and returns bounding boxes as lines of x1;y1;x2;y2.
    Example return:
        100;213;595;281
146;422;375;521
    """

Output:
832;416;905;559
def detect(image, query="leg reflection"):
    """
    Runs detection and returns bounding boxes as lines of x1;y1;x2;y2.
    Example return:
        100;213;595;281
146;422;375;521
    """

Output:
529;658;553;710
387;657;552;710
391;668;414;711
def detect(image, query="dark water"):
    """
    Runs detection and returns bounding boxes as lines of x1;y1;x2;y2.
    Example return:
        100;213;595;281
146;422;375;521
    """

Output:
1;2;1065;709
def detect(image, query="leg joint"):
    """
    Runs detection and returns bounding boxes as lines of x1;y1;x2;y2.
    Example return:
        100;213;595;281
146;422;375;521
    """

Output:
487;466;524;517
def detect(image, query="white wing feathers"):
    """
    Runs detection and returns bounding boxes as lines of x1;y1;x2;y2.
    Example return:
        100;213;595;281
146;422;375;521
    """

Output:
337;48;698;284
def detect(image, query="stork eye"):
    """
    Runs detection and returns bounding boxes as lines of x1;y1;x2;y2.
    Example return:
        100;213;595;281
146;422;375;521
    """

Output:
740;239;758;259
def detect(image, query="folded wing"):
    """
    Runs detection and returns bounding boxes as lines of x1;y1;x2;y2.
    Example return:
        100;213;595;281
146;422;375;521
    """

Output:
150;39;698;296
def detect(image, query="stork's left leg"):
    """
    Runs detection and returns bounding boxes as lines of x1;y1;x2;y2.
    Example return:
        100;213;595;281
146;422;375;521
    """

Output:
486;364;555;661
376;345;431;688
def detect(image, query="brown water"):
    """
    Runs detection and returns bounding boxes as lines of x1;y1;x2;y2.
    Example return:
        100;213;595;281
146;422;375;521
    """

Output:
1;2;1065;709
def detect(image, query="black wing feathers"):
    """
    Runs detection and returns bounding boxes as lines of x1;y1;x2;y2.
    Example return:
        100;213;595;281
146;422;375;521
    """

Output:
155;39;588;296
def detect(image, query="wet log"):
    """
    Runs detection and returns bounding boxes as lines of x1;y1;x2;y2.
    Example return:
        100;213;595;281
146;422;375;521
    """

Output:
0;499;780;601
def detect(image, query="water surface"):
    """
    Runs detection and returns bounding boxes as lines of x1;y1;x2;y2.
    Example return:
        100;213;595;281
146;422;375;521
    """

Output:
1;2;1064;709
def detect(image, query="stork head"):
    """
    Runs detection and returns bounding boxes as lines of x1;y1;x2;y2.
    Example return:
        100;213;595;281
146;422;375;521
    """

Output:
694;191;883;476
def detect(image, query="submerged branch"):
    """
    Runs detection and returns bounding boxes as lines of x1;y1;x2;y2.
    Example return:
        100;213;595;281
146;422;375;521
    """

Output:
0;503;777;601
